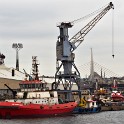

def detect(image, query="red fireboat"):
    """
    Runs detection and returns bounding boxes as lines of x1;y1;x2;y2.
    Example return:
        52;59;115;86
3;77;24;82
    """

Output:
0;56;77;119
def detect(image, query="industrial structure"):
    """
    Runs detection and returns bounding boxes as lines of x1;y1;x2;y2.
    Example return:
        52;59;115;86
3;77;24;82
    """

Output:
52;2;114;100
12;43;23;71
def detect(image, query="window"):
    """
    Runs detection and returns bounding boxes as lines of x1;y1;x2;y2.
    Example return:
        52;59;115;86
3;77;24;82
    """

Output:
32;84;35;88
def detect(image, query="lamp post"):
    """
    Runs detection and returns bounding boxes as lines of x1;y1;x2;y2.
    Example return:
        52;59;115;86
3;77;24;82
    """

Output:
12;43;23;71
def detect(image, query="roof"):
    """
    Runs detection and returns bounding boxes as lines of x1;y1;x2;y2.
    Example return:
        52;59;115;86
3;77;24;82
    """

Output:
0;64;25;80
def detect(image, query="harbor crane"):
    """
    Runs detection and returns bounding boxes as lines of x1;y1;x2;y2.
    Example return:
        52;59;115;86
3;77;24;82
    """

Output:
53;2;114;100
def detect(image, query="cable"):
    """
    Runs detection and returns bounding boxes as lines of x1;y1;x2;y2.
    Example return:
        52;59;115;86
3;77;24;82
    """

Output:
71;4;107;24
77;61;120;78
112;8;115;58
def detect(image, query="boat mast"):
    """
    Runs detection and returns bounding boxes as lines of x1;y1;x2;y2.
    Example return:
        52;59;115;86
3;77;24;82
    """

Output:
32;56;39;80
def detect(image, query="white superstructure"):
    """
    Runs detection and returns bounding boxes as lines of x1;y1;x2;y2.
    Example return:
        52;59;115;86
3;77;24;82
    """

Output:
5;91;59;105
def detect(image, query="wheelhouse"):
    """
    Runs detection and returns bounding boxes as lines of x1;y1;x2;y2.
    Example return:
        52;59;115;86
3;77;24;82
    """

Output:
19;80;47;92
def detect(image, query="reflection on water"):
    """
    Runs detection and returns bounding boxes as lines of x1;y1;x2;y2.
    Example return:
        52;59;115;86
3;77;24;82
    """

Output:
0;111;124;124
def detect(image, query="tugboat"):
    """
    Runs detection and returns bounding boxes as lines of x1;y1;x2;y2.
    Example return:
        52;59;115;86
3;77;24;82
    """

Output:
73;90;101;114
0;56;77;119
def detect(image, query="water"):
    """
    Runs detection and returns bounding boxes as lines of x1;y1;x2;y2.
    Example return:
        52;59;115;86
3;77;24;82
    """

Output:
0;111;124;124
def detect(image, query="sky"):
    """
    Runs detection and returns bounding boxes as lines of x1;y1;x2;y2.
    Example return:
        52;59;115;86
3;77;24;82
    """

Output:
0;0;124;78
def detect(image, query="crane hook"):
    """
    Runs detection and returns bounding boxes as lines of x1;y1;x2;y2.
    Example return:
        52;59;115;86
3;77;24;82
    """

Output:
112;54;115;58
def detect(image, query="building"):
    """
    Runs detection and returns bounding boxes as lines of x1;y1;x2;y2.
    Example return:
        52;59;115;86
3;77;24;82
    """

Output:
0;53;25;99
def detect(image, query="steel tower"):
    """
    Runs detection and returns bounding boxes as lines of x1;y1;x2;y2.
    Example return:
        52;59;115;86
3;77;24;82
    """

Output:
12;43;23;71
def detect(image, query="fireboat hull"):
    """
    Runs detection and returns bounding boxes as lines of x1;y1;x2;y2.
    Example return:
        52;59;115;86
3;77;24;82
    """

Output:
0;101;77;119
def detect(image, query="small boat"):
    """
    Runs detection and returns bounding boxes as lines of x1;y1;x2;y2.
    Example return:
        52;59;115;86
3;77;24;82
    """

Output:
111;79;124;102
111;91;124;102
73;93;101;114
0;56;77;119
100;101;124;111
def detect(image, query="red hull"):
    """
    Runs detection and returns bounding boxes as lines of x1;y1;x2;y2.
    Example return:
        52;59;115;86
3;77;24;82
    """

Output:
0;101;77;119
111;93;124;102
111;96;124;102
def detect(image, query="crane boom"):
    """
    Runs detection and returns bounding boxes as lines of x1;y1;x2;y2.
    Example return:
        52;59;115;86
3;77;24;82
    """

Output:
70;2;114;51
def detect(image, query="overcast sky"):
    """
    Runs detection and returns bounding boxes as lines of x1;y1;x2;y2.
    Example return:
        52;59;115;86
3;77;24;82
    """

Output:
0;0;124;77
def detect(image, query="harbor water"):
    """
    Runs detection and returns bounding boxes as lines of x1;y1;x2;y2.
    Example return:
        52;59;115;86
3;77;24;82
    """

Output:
0;111;124;124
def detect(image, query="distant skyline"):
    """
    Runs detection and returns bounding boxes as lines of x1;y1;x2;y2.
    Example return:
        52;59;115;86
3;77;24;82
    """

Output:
0;0;124;77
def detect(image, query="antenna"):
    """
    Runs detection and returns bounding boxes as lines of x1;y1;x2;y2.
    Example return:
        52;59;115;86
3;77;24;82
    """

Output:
0;53;5;65
12;43;23;71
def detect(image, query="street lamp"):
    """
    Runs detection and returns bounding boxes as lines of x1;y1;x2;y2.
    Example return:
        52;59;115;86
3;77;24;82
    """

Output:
12;43;23;71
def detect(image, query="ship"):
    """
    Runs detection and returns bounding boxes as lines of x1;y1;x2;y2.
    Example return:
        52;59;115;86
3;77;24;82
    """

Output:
111;91;124;102
99;80;124;111
73;97;101;114
72;90;101;114
0;56;77;119
111;79;124;102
